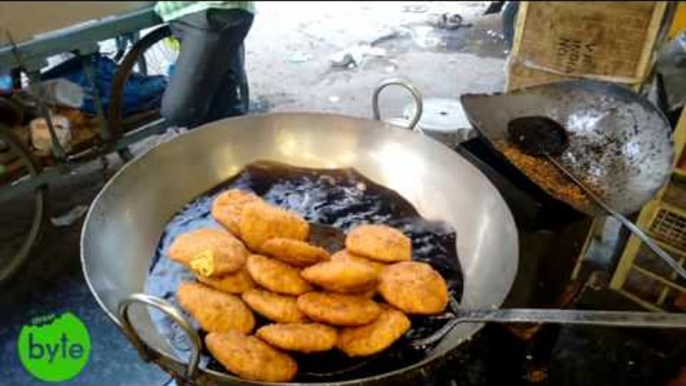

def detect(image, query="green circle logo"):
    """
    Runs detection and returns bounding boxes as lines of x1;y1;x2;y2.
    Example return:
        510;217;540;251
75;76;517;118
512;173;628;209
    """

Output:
17;312;91;382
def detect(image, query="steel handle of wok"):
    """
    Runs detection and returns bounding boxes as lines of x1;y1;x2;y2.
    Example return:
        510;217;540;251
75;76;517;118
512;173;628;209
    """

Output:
118;293;202;379
547;156;686;281
413;308;686;348
372;78;424;132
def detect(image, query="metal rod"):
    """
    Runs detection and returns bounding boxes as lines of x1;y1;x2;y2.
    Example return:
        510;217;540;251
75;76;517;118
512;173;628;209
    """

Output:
411;308;686;348
457;308;686;328
547;156;686;281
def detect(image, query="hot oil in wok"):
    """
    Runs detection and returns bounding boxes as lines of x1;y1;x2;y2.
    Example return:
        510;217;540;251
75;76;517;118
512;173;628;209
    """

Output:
146;161;463;381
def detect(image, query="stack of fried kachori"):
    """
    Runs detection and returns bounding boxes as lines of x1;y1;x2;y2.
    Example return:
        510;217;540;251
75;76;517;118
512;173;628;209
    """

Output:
166;189;450;382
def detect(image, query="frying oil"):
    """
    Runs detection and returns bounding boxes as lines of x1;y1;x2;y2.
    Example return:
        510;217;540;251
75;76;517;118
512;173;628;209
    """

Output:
146;161;464;381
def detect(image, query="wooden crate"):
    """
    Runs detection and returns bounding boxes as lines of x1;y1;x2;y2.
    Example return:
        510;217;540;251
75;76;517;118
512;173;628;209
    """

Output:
507;2;668;90
610;110;686;312
506;57;581;91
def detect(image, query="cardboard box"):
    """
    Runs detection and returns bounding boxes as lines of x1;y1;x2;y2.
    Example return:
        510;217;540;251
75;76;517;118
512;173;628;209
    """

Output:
507;1;667;90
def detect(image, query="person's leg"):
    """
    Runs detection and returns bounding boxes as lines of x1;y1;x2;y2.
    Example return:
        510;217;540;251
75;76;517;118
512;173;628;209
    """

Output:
205;11;253;121
160;10;252;128
206;43;249;121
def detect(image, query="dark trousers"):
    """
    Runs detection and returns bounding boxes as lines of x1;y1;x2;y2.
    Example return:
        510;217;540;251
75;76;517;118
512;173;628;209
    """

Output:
161;9;254;128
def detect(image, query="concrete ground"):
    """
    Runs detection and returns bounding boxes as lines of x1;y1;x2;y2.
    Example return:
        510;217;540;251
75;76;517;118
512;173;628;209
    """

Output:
246;1;507;117
0;2;512;384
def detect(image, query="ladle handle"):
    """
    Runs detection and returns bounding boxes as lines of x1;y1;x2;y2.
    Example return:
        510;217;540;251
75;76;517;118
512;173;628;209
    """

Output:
412;308;686;348
118;293;202;379
456;308;686;327
547;156;686;281
372;78;423;132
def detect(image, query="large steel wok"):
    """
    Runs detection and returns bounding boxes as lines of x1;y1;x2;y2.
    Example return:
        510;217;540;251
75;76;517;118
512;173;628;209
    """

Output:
81;111;519;385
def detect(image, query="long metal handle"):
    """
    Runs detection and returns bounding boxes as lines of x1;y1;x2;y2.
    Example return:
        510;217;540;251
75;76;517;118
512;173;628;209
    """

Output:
547;156;686;281
457;308;686;327
412;308;686;348
371;78;424;132
118;293;201;379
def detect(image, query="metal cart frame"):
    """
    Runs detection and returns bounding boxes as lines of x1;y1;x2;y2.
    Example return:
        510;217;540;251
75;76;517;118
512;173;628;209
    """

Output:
0;6;169;284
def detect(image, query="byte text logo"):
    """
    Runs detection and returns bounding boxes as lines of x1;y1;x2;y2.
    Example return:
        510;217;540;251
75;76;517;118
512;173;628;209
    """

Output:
17;312;91;382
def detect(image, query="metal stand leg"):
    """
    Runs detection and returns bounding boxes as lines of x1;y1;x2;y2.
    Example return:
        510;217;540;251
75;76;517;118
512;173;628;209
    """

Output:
80;54;111;141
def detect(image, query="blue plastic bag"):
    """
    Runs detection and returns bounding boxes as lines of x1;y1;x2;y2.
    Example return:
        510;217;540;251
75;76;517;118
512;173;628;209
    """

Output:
41;54;167;117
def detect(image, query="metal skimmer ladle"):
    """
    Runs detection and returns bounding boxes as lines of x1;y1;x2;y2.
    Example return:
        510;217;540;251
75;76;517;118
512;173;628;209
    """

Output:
505;116;686;281
410;297;686;349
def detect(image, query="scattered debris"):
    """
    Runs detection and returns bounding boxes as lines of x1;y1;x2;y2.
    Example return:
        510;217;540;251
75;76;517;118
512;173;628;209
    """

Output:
486;29;504;39
369;28;409;47
287;51;312;63
26;79;84;108
402;4;428;13
329;45;387;69
330;51;355;68
250;95;274;114
50;205;89;227
30;114;72;157
526;369;548;383
411;26;442;49
428;13;470;30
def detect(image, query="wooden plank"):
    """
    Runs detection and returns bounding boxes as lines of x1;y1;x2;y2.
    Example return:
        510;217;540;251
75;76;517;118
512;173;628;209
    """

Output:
509;1;530;59
668;2;686;38
672;108;686;169
616;289;665;312
634;2;669;80
633;264;686;293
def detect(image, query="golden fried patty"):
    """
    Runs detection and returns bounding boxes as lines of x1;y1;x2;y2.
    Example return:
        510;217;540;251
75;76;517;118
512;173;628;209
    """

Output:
256;323;338;353
378;261;449;315
331;250;387;276
197;267;255;294
297;292;381;326
246;254;313;295
177;282;254;333
301;259;377;294
345;224;412;262
168;228;247;277
241;289;308;323
239;201;309;252
206;331;297;382
261;238;330;267
337;307;411;357
211;189;263;236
